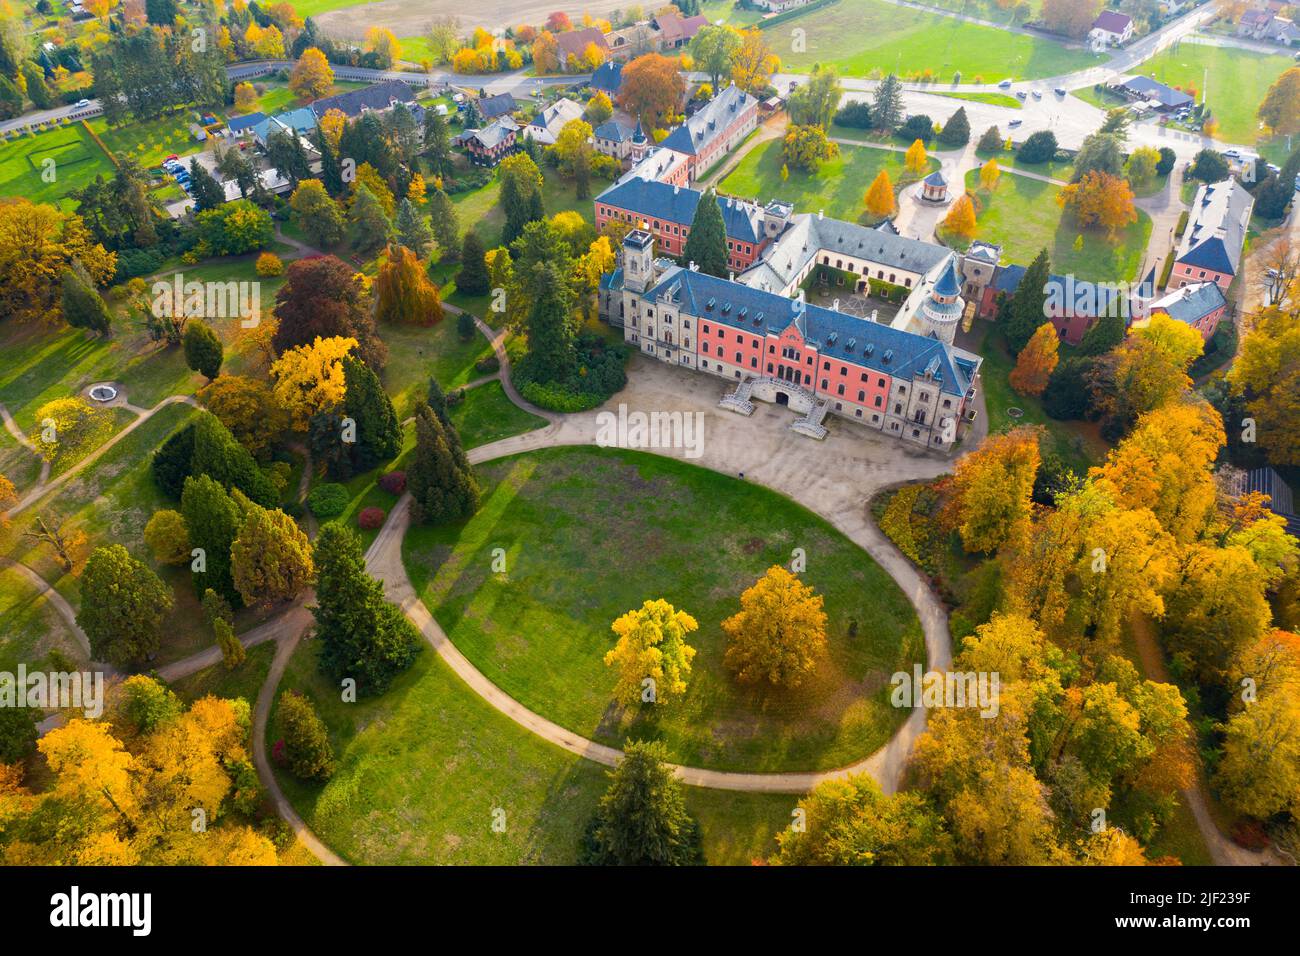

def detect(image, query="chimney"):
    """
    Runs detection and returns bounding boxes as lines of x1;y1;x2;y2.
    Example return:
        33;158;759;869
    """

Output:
673;183;679;195
729;271;735;282
818;209;824;220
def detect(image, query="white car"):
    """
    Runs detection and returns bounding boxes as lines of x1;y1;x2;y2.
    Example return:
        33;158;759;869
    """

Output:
74;98;90;108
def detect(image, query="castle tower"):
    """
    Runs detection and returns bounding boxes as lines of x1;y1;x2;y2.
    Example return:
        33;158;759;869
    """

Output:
920;257;964;345
622;229;656;294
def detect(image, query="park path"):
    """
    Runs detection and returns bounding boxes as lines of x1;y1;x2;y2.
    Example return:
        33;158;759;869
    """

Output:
0;404;52;488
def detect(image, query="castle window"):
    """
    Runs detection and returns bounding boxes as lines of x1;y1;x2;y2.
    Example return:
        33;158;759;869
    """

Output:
752;358;758;368
837;384;845;396
735;352;742;363
823;361;830;370
767;363;774;373
804;374;811;385
894;403;902;414
874;395;882;408
703;324;710;334
942;399;951;409
857;390;865;402
821;379;828;390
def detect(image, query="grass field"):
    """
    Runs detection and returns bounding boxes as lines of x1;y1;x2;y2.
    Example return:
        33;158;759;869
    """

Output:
720;138;938;223
781;0;1100;82
448;380;546;447
0;565;84;673
933;91;1023;110
1137;42;1294;145
451;167;597;248
270;628;793;864
0;122;113;208
378;317;495;419
961;169;1152;282
403;446;925;772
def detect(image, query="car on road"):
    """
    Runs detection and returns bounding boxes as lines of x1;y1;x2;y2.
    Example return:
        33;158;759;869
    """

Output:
1031;90;1042;100
1008;118;1023;128
1016;90;1027;101
1054;87;1066;97
998;79;1012;89
75;98;90;107
1224;148;1243;160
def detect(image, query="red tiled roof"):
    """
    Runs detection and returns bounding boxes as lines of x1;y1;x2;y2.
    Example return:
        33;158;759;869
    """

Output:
555;27;610;60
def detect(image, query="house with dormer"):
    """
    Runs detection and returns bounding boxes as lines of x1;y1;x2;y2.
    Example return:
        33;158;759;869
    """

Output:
1172;179;1254;291
659;83;759;182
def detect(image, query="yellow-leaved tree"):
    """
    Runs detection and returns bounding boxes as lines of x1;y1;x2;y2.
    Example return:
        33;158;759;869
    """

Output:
904;138;927;174
722;565;829;690
270;335;356;430
1008;322;1060;397
943;426;1042;554
604;598;698;706
941;193;977;240
863;169;896;219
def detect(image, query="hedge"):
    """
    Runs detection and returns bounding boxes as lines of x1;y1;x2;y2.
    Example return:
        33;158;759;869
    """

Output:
757;0;839;29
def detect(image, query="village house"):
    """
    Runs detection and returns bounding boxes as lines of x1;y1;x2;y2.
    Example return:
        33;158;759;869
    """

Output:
555;27;611;69
1173;178;1254;290
1089;10;1135;47
1141;281;1229;341
589;60;624;97
599;230;982;449
476;92;518;121
457;117;520;167
593;119;641;162
310;80;415;121
524;98;586;145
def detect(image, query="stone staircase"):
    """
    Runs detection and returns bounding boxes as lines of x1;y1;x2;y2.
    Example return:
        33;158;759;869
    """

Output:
719;378;755;415
791;399;830;440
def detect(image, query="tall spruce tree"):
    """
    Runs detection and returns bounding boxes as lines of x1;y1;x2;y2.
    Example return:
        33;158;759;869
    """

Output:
181;473;243;604
871;73;905;132
188;157;225;212
427;187;460;260
683;188;728;277
312;522;422;696
61;264;112;335
1078;310;1125;357
342;354;401;472
457;231;491;295
408;399;479;525
524;261;577;381
938;106;970;147
1004;248;1051;355
394;197;434;257
423;108;452;177
582;741;701;866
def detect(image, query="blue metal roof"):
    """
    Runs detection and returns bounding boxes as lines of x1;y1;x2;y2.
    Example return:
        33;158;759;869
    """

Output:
597;178;764;244
226;112;266;133
934;259;961;296
590;60;623;94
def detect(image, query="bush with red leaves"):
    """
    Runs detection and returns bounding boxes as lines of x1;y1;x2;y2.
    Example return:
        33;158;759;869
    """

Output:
378;470;406;495
1230;820;1270;851
358;506;387;530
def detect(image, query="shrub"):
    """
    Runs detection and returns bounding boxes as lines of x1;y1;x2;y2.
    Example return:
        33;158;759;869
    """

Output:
879;486;924;564
378;470;406;495
475;355;500;374
278;690;335;781
357;506;386;529
255;251;284;277
445;387;466;407
1230;820;1270;851
307;482;349;518
833;100;873;129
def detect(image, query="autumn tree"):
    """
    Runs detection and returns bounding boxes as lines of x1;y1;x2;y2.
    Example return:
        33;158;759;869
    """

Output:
78;545;173;667
272;256;385;370
1059;171;1137;239
29;397;112;471
144;509;191;565
231;502;314;608
1041;0;1102;37
946;426;1041;554
375;243;443;326
618;53;686;129
270;335;356;430
1229;305;1300;466
290;47;334;99
0;200;115;324
731;28;779;94
198;374;288;461
979;158;1000;191
1089;313;1203;427
1009;323;1060;397
904;138;927;174
941;193;977;239
773;774;950;865
722;566;829;691
1258;66;1300;136
233;81;257;113
605;598;698;707
782;124;838;174
862;169;896;219
582;741;700;865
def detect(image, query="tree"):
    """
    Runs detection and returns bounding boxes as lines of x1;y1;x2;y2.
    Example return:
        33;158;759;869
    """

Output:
181;473;243;603
349;184;391;254
689;23;741;90
188;158;225;213
189;410;278;507
198;375;288;461
144;509;191;565
289;179;345;248
941;193;977;239
22;60;53;110
277;690;335;780
195;199;273;256
582;741;699;865
1009;323;1060;397
871;74;904;132
270;336;356;431
904;138;927;174
782;124;838;174
1189;148;1229;183
532;30;560;74
604;598;697;707
1072;131;1125;182
722;566;828;690
1042;0;1102;37
899;114;933;143
946;426;1041;554
773;775;950;865
585;90;614;125
392;198;433;258
1016;130;1057;164
22;512;87;574
498;153;544;246
1163;543;1271;687
289;46;335;100
0;200;115;325
457;231;492;296
730;28;779;95
1078;310;1125;357
29;397;113;470
233;81;257;113
938;106;970;147
979;158;1000;191
182;320;223;381
341;354;401;472
788;64;843;131
408;399;479;524
864;169;895;219
1003;248;1051;354
272;256;385;370
213;616;245;669
1258;66;1300;136
1059;171;1137;239
1089;314;1203;426
1125;145;1160;186
0;707;37;764
78;545;173;667
1230;306;1300;466
311;522;421;695
60;264;112;335
427;187;460;259
231;503;313;607
977;125;1003;154
1216;690;1300;819
256;252;284;278
683;188;728;276
375;243;443;326
618;53;686;128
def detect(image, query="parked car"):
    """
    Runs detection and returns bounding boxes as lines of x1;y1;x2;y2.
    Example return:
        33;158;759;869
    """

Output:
1016;90;1027;101
1031;90;1042;100
1224;148;1243;160
998;79;1013;89
74;98;90;107
1054;87;1066;97
1008;118;1023;128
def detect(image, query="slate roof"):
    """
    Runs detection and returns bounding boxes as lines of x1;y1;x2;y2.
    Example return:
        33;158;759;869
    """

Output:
644;266;976;397
660;83;756;156
596;178;765;243
923;169;947;187
464;117;519;150
526;98;585;143
990;267;1129;316
1092;10;1133;33
590;60;624;95
477;92;517;120
310;80;415;119
1119;75;1194;109
594;120;635;142
934;259;961;296
1148;281;1226;325
740;213;952;293
1177;179;1254;277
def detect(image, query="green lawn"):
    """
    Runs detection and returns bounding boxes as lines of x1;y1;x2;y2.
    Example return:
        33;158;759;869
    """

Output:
962;169;1152;282
0;565;84;673
974;147;1075;183
1136;42;1294;145
94;114;195;171
0;428;42;495
720;138;938;223
403;446;925;773
448;380;546;448
378;318;495;419
782;0;1100;82
169;640;277;708
0;121;114;209
933;91;1023;110
270;625;792;864
451;167;597;248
